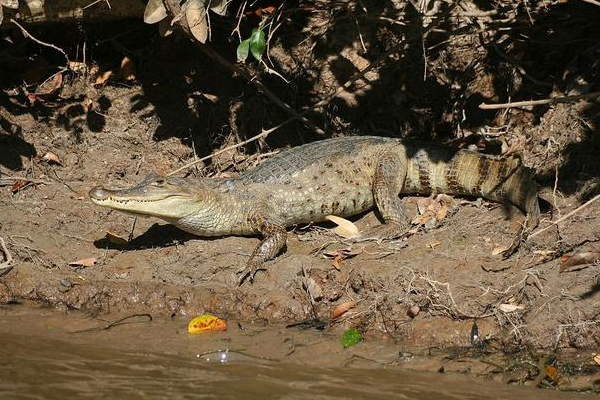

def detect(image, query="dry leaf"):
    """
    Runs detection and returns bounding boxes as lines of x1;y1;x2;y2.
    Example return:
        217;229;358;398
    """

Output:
323;247;362;270
30;73;63;104
436;204;449;220
41;151;61;164
11;179;29;193
303;277;322;301
188;313;227;333
119;56;137;81
492;245;510;256
209;0;228;16
593;353;600;366
185;0;208;43
106;231;128;245
68;257;97;268
143;0;168;24
332;301;356;320
497;303;525;312
417;197;431;215
544;365;558;384
95;70;114;86
560;251;600;271
3;0;19;9
325;215;359;239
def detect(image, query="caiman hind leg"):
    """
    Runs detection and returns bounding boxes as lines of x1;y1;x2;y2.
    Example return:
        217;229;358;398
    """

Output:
368;150;411;239
237;212;287;285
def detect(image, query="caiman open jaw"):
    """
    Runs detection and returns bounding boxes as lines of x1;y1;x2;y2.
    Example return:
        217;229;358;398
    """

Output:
89;173;197;219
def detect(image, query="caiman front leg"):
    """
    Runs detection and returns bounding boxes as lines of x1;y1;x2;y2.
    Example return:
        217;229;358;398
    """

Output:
368;150;411;239
237;212;287;285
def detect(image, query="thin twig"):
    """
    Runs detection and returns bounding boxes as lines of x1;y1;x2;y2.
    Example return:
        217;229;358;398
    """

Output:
528;193;600;240
168;128;271;175
10;19;69;66
71;313;153;333
480;91;600;110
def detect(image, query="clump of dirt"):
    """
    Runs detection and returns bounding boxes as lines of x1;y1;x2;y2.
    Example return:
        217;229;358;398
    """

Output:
1;0;600;384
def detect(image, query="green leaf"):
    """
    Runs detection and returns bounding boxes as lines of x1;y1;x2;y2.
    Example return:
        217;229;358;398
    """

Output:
340;328;363;348
237;39;250;63
249;28;266;61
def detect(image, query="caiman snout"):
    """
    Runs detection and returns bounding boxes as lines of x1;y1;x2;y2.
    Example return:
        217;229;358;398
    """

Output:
89;186;109;200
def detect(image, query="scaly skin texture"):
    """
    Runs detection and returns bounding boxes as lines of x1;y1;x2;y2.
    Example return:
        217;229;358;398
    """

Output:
89;136;540;284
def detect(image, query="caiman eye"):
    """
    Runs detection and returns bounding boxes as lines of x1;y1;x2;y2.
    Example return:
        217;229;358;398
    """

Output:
153;178;165;186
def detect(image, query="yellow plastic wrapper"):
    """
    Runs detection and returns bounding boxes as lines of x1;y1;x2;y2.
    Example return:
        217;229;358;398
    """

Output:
188;313;228;334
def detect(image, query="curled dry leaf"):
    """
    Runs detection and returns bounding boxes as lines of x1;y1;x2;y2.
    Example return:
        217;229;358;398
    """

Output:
188;313;227;333
95;70;114;86
325;215;359;239
185;0;208;43
68;257;97;268
41;151;61;164
3;0;19;9
302;277;323;301
30;73;63;104
560;251;600;271
593;353;600;366
119;56;137;81
491;245;510;256
332;301;357;320
105;231;128;245
209;0;228;16
497;303;525;313
323;247;362;270
143;0;168;24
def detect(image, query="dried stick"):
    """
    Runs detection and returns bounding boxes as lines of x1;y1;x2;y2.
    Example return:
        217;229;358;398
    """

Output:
479;91;600;110
10;19;69;66
528;193;600;240
580;0;600;6
0;237;14;275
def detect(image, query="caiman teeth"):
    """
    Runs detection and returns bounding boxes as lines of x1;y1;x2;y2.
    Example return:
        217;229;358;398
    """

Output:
97;197;157;204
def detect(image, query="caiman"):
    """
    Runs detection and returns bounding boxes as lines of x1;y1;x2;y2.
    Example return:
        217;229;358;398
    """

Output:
89;136;540;284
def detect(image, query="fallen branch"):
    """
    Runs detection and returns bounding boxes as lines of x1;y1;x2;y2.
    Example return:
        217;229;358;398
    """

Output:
0;237;14;277
479;91;600;110
528;193;600;240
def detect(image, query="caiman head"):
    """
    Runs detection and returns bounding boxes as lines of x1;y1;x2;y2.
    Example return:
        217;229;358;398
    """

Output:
89;173;199;219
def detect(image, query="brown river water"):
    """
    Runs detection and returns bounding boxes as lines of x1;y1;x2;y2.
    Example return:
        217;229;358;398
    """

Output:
0;304;590;400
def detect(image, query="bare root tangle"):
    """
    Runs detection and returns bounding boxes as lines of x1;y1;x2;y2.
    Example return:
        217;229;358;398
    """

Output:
394;267;493;319
0;237;14;276
554;319;600;348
